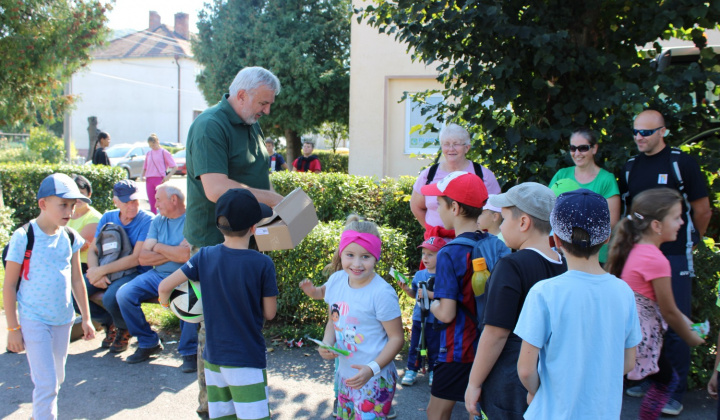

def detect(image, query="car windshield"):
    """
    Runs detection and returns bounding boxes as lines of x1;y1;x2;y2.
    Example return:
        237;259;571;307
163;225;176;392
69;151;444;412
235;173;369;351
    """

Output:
106;146;132;158
173;149;186;158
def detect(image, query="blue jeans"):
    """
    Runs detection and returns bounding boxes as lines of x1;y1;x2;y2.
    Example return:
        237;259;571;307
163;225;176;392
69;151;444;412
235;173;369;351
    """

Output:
664;254;693;403
116;270;198;355
84;272;138;330
406;320;440;372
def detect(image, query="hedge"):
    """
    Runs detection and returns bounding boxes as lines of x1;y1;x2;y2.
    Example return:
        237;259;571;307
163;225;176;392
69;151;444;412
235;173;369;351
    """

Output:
689;239;720;389
0;163;126;238
315;150;349;174
266;220;413;332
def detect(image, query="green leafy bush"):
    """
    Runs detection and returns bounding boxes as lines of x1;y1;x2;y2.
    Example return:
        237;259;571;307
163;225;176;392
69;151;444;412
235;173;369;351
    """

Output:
0;163;125;230
0;205;14;248
315;150;349;174
27;127;66;164
266;220;411;333
690;239;720;389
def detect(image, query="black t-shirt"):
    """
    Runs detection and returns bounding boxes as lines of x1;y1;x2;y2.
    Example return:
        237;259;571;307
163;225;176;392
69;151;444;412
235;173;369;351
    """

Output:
619;146;708;255
481;248;567;350
93;147;110;166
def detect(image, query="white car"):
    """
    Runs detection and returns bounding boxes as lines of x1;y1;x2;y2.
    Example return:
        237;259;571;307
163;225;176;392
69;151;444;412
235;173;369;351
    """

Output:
104;143;151;179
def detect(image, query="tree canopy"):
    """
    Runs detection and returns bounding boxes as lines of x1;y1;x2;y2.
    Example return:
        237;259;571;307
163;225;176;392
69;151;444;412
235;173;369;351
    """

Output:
0;0;110;129
359;0;720;197
193;0;350;161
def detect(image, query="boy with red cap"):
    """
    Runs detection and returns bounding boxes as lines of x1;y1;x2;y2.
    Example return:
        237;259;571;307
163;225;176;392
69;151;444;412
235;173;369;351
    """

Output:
399;236;448;387
419;171;493;418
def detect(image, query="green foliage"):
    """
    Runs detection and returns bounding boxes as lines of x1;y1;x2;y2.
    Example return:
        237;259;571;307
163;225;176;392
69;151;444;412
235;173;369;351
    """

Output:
267;220;409;329
315;150;349;174
0;205;14;248
0;138;39;163
690;240;720;389
193;0;350;162
0;163;125;230
0;0;111;127
270;172;425;268
318;121;349;153
27;127;65;164
359;1;720;193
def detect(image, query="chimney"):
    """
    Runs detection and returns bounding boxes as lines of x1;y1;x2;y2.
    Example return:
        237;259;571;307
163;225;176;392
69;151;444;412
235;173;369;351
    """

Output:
174;13;189;40
149;11;161;31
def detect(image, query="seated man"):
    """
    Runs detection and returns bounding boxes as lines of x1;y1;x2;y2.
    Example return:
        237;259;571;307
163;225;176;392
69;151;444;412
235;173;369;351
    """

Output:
292;140;321;173
116;184;198;370
86;180;154;353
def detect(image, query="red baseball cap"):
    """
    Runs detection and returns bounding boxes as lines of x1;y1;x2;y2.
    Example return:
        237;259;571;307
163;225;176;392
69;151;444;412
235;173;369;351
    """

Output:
420;171;488;208
418;236;448;252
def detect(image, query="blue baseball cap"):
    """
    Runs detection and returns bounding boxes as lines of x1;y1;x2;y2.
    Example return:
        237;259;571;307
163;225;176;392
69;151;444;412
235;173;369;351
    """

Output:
550;189;610;248
216;189;273;231
37;173;91;203
113;179;142;203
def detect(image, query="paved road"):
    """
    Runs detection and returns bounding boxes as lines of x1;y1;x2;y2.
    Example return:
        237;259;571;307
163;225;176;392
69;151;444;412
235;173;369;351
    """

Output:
1;312;716;419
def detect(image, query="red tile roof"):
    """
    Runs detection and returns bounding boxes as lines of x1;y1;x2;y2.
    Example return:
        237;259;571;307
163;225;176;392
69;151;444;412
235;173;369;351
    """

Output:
93;24;193;59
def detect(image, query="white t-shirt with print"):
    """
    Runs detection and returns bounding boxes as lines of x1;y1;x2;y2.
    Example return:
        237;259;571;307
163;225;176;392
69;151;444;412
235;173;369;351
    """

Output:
324;270;402;380
6;220;84;325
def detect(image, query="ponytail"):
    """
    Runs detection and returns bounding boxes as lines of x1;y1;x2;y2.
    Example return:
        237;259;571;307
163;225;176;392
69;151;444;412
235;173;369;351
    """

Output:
606;217;641;277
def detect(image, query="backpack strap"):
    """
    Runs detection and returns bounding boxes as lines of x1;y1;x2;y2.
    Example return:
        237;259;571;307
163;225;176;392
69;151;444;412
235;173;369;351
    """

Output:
20;223;34;283
64;226;75;247
669;147;696;274
426;162;485;185
621;155;637;216
472;162;485;181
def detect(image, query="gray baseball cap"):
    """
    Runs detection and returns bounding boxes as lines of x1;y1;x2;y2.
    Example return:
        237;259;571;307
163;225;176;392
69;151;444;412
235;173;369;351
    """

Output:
487;182;556;221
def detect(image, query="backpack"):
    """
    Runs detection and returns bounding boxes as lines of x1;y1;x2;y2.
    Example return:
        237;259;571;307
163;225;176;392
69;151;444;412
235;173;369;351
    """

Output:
96;222;136;282
433;232;511;331
425;161;485;185
296;155;319;172
2;222;75;292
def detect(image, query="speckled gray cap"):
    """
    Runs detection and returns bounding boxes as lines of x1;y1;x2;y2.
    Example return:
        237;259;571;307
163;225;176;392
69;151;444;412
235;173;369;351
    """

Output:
551;189;611;247
487;182;556;221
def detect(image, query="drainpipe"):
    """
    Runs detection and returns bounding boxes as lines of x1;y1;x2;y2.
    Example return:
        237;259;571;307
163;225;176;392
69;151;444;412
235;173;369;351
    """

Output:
175;54;181;144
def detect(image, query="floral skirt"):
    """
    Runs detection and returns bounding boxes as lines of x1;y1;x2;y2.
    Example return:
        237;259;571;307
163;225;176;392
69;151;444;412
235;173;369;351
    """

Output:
628;292;667;380
336;368;397;420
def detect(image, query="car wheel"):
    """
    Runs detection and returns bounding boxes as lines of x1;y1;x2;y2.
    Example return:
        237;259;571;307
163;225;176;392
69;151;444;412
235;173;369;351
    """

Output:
124;168;133;179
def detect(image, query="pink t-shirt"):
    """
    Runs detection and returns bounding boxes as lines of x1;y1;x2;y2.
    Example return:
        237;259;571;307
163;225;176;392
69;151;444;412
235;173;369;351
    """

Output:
143;148;176;178
620;244;671;302
413;161;501;227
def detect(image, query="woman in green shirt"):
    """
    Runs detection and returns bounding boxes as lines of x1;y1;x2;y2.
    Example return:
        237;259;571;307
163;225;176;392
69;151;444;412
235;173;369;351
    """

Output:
549;128;620;262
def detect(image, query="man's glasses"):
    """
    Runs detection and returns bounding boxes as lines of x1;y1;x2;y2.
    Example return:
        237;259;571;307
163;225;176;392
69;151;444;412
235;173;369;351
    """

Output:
569;145;591;153
633;127;664;137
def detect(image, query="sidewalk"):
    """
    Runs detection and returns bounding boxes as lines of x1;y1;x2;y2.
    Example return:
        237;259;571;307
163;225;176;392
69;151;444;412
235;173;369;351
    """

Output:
1;312;717;419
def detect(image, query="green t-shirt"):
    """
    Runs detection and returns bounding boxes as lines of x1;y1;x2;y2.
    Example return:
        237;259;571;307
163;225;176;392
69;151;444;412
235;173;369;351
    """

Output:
184;94;271;247
549;166;620;263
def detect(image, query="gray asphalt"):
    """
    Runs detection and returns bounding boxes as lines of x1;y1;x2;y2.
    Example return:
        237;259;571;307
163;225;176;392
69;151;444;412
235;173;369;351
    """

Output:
0;312;716;419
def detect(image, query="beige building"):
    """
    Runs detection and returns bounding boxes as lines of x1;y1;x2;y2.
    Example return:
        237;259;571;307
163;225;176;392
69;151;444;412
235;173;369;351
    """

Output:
349;1;446;179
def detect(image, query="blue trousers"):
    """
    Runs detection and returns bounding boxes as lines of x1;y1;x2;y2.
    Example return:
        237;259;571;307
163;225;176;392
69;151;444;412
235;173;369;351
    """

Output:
81;272;138;330
664;254;693;403
406;320;440;372
116;270;198;355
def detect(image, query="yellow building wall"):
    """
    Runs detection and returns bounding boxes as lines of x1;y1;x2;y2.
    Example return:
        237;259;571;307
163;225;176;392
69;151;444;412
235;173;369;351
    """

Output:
349;1;443;178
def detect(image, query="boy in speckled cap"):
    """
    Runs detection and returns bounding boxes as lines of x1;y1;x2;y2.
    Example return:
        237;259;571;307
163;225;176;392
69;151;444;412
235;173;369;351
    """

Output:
514;189;641;419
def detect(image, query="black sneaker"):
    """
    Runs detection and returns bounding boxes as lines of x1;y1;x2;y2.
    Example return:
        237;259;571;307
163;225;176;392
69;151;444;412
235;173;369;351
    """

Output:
109;328;132;353
126;343;163;364
181;354;198;373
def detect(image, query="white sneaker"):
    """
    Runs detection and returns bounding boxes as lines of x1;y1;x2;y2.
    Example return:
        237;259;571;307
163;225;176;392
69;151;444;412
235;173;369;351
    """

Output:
401;370;417;386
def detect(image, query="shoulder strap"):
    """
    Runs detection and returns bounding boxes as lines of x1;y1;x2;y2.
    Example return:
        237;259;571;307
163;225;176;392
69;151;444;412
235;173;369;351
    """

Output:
621;155;638;216
472;162;484;181
425;163;440;185
63;226;75;247
19;223;34;287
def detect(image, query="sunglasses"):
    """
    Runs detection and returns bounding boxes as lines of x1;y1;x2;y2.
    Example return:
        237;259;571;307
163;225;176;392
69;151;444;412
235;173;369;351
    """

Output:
569;145;591;153
632;126;664;137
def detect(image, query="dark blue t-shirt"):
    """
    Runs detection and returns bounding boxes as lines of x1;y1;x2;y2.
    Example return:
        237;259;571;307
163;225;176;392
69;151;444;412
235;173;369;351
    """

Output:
181;245;279;368
268;152;286;171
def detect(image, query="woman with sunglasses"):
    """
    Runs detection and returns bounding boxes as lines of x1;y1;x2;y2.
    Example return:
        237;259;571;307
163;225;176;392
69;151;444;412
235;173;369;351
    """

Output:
549;128;620;263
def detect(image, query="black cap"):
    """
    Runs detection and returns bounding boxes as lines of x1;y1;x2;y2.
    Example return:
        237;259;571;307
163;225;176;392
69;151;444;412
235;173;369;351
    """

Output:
215;189;273;231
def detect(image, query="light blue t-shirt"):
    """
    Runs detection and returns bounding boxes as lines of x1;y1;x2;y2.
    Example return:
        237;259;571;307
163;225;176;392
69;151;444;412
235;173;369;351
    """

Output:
411;269;436;323
514;271;641;420
146;213;186;277
95;208;154;273
6;220;85;325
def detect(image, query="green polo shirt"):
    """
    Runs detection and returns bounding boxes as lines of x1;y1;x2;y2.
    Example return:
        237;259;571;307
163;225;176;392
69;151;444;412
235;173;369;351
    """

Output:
184;94;271;247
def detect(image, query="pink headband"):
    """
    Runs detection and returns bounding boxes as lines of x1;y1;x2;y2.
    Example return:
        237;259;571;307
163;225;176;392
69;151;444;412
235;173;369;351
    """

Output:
339;230;382;261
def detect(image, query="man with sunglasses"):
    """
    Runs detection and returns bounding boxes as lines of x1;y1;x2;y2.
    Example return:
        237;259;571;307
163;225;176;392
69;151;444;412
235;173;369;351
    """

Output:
619;109;712;416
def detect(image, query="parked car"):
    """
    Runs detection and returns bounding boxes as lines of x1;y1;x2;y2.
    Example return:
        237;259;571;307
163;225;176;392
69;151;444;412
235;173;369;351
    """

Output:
173;149;186;176
105;143;151;180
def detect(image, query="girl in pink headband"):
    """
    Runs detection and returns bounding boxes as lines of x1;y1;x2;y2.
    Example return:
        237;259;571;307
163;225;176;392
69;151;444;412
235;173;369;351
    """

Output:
316;214;404;419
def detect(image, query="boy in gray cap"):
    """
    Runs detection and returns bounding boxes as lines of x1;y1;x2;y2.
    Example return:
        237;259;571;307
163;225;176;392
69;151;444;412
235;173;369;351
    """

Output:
514;189;641;419
465;182;567;419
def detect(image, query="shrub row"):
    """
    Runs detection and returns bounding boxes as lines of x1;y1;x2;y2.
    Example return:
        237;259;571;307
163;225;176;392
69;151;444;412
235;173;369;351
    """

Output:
270;171;425;269
689;239;720;389
315;150;349;174
0;163;126;238
267;220;413;330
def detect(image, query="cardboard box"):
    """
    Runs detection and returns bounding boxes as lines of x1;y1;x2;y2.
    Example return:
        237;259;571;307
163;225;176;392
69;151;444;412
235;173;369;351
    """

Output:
254;187;319;251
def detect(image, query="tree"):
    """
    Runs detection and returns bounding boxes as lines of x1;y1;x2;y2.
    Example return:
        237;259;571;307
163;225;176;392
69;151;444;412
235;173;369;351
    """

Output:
0;0;111;128
318;121;348;152
359;1;720;193
193;0;350;162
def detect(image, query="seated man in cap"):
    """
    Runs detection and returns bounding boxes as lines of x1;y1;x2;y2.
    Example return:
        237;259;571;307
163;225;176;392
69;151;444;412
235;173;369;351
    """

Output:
85;179;154;353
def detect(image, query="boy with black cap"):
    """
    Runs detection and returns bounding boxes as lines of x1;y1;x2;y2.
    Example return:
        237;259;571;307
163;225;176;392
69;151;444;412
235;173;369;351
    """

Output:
515;189;641;419
159;188;279;420
465;182;567;419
